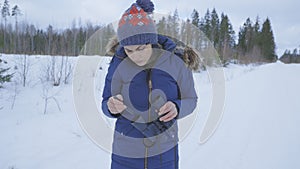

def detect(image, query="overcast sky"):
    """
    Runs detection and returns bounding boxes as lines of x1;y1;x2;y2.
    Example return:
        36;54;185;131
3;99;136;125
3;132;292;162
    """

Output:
11;0;300;55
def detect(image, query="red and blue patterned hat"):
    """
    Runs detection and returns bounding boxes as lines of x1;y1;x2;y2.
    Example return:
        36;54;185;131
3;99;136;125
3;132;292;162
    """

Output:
117;0;158;46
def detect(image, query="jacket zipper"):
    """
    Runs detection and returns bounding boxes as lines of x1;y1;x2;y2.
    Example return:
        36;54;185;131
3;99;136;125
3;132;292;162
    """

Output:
145;69;152;169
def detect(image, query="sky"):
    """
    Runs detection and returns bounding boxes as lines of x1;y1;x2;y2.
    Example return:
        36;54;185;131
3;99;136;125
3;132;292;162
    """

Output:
10;0;300;56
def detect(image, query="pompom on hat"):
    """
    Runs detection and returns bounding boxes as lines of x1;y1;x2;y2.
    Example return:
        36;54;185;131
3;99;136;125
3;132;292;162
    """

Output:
117;0;158;46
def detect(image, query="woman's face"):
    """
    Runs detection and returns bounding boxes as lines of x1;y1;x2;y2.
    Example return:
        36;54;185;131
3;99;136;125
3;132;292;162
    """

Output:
124;44;152;66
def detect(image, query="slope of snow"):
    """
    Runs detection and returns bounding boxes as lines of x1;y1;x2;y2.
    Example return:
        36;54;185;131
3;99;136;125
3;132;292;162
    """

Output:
181;61;300;169
1;54;300;169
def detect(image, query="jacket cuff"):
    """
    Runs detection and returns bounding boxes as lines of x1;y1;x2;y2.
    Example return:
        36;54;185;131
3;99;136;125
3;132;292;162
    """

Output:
171;100;181;118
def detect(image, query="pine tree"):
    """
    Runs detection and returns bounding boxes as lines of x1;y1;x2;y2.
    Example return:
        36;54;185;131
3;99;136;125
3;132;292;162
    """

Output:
12;5;21;20
219;13;235;63
210;8;220;48
180;18;187;44
191;9;200;27
0;57;13;88
180;18;194;46
167;9;180;39
190;9;201;47
260;18;276;62
198;9;212;49
251;16;262;59
203;9;211;40
1;0;10;23
253;16;260;33
157;16;167;35
238;18;253;56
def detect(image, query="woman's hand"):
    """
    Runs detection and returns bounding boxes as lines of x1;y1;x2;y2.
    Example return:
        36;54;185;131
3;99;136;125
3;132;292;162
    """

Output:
107;94;127;115
158;101;178;122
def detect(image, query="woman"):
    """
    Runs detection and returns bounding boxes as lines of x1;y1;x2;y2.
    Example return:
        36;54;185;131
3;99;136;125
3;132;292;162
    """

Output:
102;0;198;168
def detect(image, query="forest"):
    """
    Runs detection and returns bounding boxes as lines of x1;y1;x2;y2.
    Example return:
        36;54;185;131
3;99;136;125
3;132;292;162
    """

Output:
0;1;278;64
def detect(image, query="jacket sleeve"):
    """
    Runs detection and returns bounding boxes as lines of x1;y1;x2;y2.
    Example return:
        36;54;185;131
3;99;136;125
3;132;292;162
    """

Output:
101;56;122;118
172;64;198;119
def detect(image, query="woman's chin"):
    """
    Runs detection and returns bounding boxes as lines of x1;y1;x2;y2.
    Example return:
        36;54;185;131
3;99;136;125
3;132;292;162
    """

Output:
135;61;147;66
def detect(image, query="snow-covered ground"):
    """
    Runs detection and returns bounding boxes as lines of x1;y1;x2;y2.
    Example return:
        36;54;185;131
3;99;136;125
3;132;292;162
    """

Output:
0;54;300;169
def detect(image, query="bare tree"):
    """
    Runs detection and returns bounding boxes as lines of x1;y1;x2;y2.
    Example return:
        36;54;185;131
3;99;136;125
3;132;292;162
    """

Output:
63;56;72;84
10;80;20;109
41;82;61;114
51;56;60;86
1;0;10;52
41;55;72;86
14;54;32;87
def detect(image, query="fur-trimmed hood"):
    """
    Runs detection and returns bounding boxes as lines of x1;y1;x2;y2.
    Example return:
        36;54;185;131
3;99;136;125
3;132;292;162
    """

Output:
105;35;201;71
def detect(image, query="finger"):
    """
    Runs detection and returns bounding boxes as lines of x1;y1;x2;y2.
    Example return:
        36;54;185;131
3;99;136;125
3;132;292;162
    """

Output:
108;97;126;114
159;103;167;113
114;94;124;101
113;101;124;107
159;101;175;111
107;102;118;114
107;99;115;108
159;105;172;116
115;104;127;113
108;97;121;106
163;114;177;122
109;102;127;114
159;110;175;121
159;102;174;116
108;97;114;104
112;97;125;106
161;110;178;122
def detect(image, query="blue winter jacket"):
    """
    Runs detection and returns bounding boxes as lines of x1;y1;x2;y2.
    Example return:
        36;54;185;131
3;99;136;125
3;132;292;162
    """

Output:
102;35;198;168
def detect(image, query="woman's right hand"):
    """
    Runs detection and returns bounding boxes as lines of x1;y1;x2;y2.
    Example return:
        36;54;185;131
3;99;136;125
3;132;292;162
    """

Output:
107;94;127;115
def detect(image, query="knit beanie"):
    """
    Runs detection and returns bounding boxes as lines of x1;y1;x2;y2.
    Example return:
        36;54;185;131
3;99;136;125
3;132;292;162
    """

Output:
117;0;158;46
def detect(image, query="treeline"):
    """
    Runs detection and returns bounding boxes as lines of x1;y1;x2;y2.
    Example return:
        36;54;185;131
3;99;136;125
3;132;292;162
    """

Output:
156;8;277;64
0;18;115;56
184;9;277;64
0;0;277;64
280;48;300;63
0;0;115;56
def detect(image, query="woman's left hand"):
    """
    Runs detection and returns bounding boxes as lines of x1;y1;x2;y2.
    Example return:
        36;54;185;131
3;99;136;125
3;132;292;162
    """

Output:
158;101;178;122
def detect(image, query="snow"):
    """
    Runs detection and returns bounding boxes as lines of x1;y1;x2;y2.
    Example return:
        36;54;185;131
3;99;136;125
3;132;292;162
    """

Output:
1;54;300;169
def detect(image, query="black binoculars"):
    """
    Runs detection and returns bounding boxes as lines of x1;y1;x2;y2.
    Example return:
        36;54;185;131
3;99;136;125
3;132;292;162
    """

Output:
115;95;177;143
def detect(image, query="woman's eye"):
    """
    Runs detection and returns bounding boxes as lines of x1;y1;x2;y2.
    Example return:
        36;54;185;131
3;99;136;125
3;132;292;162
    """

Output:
125;49;133;53
137;46;146;51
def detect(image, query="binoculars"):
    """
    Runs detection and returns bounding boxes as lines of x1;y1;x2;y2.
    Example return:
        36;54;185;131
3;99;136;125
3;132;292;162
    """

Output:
115;95;177;146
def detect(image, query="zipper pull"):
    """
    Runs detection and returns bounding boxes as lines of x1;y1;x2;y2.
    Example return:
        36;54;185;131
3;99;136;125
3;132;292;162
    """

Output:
148;79;152;90
146;68;152;90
